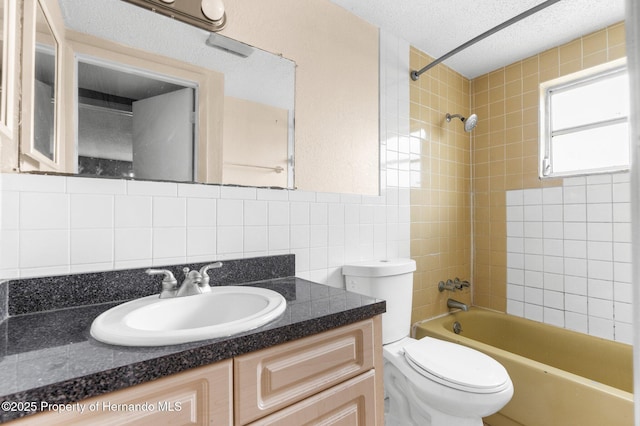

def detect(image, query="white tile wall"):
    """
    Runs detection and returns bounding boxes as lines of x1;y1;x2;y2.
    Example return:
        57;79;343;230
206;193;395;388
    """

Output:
0;30;412;289
0;172;410;285
506;172;632;344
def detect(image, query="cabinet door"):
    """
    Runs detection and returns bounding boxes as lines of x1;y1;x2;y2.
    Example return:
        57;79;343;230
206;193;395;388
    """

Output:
247;370;377;426
11;360;232;425
235;319;375;425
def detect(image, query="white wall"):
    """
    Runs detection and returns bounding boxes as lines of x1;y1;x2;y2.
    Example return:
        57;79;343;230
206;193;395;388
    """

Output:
506;172;632;344
0;30;411;287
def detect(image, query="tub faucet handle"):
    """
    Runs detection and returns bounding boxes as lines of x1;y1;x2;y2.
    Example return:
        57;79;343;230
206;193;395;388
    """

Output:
438;279;458;292
454;277;470;289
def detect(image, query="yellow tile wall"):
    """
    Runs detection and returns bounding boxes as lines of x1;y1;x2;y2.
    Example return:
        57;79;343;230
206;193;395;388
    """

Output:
471;22;626;311
409;47;472;323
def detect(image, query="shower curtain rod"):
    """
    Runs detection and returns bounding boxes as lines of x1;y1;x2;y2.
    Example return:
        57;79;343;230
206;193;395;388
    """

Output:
410;0;562;81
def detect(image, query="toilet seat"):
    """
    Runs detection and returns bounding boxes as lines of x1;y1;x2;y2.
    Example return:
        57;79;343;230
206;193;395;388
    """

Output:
403;337;511;394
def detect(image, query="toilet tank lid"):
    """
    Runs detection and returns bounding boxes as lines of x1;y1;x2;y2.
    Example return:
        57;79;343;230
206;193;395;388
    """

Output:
342;259;416;277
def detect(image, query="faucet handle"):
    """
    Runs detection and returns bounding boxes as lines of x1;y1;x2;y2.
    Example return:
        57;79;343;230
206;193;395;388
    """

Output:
146;268;177;284
453;277;471;289
453;277;462;289
458;278;471;288
199;262;223;275
146;269;178;298
438;280;454;292
199;262;223;290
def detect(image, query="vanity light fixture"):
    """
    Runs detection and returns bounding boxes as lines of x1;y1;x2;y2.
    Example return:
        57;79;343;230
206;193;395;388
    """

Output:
122;0;227;32
201;0;225;22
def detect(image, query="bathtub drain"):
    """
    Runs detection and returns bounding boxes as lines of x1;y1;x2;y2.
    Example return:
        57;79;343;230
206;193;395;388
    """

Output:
453;321;462;334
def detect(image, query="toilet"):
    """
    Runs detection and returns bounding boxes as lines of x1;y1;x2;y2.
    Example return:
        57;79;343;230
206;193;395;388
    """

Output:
342;259;513;426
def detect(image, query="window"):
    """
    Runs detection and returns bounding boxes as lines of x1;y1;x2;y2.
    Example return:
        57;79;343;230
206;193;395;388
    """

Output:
539;59;629;178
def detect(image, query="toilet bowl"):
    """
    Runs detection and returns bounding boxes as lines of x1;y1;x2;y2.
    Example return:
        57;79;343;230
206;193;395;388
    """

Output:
383;337;513;426
342;259;513;426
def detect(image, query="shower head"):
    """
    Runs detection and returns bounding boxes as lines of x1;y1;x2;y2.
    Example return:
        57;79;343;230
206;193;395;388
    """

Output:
446;113;478;132
464;114;478;132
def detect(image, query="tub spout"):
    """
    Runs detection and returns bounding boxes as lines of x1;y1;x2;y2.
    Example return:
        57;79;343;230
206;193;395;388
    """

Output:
447;298;469;312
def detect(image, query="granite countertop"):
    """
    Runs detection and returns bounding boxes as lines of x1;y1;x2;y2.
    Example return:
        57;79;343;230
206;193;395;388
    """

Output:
0;256;385;423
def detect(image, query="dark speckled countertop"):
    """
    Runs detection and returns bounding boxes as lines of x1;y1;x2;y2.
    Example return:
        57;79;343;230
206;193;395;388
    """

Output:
0;255;385;423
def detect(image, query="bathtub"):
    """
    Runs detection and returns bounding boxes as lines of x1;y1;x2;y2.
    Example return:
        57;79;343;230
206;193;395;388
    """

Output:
414;308;633;426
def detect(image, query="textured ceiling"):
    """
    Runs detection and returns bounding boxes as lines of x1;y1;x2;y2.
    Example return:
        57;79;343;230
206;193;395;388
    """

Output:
328;0;626;79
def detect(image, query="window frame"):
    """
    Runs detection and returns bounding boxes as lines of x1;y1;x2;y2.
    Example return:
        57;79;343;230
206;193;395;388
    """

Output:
538;58;629;179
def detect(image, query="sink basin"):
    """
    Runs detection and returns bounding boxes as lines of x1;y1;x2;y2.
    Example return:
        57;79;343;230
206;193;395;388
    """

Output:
90;286;287;346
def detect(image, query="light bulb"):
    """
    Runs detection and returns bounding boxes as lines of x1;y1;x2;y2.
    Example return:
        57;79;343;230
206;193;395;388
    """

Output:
201;0;225;21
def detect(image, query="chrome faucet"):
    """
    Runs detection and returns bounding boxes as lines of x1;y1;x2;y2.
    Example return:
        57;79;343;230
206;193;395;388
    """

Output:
176;267;204;297
447;298;469;312
146;262;223;298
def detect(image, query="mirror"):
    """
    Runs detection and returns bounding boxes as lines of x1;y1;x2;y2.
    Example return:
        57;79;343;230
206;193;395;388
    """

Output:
35;0;295;188
20;0;62;169
33;2;56;162
0;0;18;141
0;0;5;122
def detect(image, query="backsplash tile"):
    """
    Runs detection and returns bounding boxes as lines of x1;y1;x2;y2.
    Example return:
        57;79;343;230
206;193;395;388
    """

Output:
506;172;631;343
19;230;69;270
0;172;410;282
20;192;69;229
70;194;114;229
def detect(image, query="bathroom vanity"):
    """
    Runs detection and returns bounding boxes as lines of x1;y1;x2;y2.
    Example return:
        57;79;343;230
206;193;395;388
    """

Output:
0;255;385;425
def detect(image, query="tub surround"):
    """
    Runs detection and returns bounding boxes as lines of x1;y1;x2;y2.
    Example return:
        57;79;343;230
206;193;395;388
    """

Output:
505;173;632;343
471;22;627;317
0;254;385;423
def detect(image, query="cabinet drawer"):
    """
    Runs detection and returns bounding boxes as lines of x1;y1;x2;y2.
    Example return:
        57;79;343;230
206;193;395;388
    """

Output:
235;319;375;425
11;360;233;426
247;370;377;426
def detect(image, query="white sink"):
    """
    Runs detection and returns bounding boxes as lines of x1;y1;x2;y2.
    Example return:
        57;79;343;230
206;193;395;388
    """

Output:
90;286;287;346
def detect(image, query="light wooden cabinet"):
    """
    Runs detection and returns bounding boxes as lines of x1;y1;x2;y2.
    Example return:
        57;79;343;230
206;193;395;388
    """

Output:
11;360;233;426
10;316;383;426
235;318;380;425
247;370;376;426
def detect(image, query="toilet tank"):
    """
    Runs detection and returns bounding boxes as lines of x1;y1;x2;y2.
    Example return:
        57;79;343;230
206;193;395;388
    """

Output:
342;259;416;344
